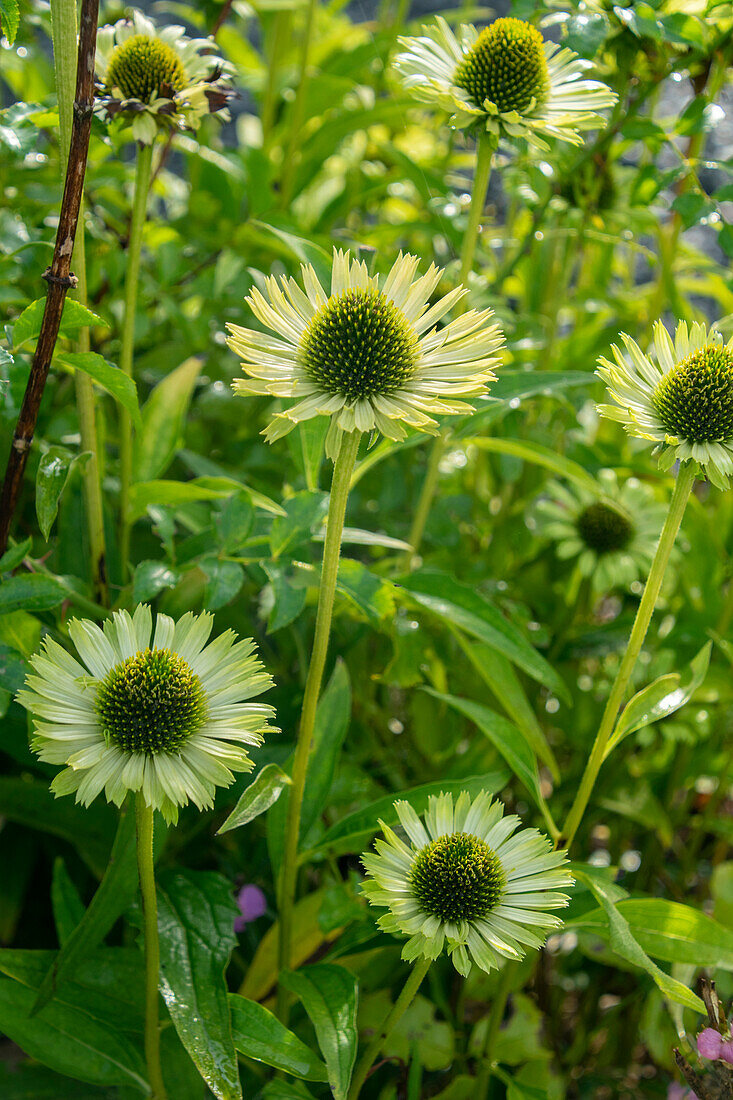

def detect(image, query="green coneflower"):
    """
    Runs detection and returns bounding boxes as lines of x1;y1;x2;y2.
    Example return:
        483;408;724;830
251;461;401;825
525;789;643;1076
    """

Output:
533;471;668;592
394;15;617;150
17;606;276;823
226;248;504;459
95;10;232;144
362;790;573;976
597;320;733;490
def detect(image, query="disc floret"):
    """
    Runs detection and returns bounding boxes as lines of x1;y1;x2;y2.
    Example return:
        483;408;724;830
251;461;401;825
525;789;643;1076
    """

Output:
107;34;186;102
300;288;418;404
454;17;549;115
577;501;633;555
96;648;207;755
652;343;733;445
410;832;505;922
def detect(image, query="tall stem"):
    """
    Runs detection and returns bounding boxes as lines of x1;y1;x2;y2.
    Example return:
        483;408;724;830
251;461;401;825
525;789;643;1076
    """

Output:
50;0;108;605
279;0;317;205
119;141;154;570
261;11;291;144
404;432;446;568
458;129;496;289
348;958;431;1100
276;430;361;1018
135;794;168;1100
559;463;696;850
476;961;515;1097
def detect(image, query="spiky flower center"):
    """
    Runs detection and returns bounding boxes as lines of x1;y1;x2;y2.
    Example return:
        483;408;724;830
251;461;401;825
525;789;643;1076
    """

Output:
409;832;505;922
299;288;418;404
107;35;186;102
96;648;207;755
652;344;733;444
453;17;550;115
577;502;633;555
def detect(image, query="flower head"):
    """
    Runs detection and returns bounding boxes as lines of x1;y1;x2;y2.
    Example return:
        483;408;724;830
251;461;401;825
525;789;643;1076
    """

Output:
361;791;573;975
227;249;504;458
394;16;616;149
597;321;733;490
533;470;667;592
17;606;275;823
95;11;232;144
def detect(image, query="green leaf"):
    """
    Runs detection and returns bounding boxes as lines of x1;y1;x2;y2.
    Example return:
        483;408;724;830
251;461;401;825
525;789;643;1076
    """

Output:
35;446;90;541
309;770;508;858
336;560;396;624
454;371;592;437
461;437;599;496
268;662;351;873
11;298;108;350
0;537;32;573
0;0;20;45
127;478;239;521
0;976;148;1091
228;993;328;1081
199;557;244;611
454;640;559;779
133;356;202;482
262;563;308;632
605;642;712;758
0;778;116;877
157;870;242;1100
426;690;545;812
572;872;704;1013
280;964;358;1100
50;860;85;947
218;764;291;835
0;573;67;613
133;560;180;604
397;571;568;702
55;352;142;433
294;418;328;491
572;895;733;972
34;803;139;1014
270;491;328;559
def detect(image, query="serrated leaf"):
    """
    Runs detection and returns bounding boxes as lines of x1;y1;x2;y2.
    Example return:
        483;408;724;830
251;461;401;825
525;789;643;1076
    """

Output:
35;446;90;541
55;351;142;433
12;298;108;350
0;574;67;614
0;0;20;45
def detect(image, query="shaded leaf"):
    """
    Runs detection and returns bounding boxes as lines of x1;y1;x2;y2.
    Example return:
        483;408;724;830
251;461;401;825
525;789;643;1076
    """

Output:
133;357;202;483
280;964;358;1100
228;993;328;1081
35;447;90;541
55;352;142;433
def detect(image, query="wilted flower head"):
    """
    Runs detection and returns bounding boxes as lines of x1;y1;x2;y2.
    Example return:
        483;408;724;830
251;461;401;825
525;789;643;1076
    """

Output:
394;16;617;149
18;606;275;823
361;790;573;975
227;249;503;459
533;470;667;592
597;321;733;490
95;10;232;144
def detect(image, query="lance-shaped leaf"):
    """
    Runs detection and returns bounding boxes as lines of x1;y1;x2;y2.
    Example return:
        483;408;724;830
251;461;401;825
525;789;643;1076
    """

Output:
280;965;358;1100
218;764;291;835
157;870;242;1100
35;446;90;541
228;993;328;1081
605;642;712;758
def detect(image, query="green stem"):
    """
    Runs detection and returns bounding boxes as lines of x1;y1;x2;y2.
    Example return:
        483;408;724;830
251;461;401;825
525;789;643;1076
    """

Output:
50;0;108;605
279;0;318;205
476;961;515;1098
135;794;168;1100
119;141;154;572
458;129;496;289
559;463;696;851
403;432;446;568
276;429;361;1019
348;958;431;1100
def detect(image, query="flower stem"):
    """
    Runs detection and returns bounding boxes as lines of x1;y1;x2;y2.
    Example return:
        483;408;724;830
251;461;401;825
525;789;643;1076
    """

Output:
458;129;496;289
276;429;361;1018
50;0;107;604
404;431;446;568
476;961;515;1097
559;462;696;851
119;140;154;572
279;0;317;205
347;957;431;1100
135;793;168;1100
261;11;291;144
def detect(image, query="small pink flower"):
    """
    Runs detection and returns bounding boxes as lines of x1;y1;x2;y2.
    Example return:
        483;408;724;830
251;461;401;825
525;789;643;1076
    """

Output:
234;884;267;932
667;1082;697;1100
720;1038;733;1066
698;1027;723;1061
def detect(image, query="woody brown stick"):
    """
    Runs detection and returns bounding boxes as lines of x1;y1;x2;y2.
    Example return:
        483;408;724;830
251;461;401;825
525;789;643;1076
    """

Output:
0;0;99;555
